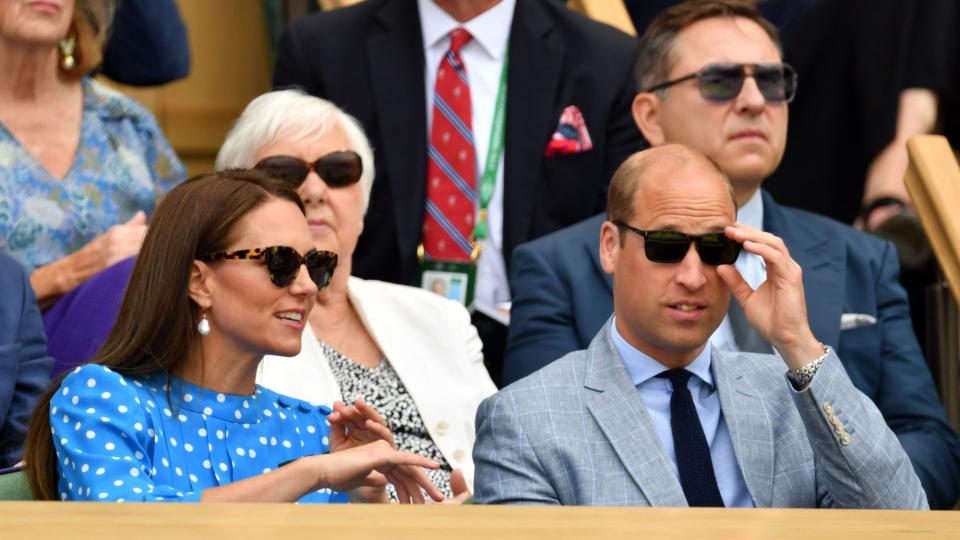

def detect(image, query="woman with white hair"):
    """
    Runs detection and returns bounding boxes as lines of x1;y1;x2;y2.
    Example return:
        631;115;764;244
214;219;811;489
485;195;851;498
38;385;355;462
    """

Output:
216;90;496;501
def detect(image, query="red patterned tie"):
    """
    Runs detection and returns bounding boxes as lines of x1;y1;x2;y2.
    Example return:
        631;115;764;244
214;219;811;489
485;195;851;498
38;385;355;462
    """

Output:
423;28;477;261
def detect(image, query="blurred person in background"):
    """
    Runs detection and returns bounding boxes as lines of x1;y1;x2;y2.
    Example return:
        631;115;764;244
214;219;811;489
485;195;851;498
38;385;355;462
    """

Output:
100;0;190;86
626;0;955;353
0;251;53;469
0;0;185;309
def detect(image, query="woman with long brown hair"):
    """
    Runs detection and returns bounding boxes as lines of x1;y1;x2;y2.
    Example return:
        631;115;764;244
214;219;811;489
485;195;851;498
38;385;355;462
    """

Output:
23;169;442;503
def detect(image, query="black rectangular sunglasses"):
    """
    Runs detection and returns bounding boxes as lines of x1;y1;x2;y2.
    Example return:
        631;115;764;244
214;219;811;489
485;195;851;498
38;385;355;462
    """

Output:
614;221;741;265
199;246;338;289
645;62;797;103
253;150;362;188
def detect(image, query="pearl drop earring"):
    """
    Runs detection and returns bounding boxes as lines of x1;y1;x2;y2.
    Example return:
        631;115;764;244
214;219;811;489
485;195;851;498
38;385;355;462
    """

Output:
197;311;211;336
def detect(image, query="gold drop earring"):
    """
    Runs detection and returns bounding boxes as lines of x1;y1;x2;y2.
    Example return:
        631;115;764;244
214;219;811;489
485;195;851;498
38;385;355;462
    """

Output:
59;36;76;70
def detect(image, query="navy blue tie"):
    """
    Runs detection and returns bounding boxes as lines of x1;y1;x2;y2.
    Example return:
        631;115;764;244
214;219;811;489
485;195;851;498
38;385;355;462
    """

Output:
657;369;725;507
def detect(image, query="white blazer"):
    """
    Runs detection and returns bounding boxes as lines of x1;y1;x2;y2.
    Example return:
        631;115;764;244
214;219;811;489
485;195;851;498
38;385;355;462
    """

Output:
257;276;497;490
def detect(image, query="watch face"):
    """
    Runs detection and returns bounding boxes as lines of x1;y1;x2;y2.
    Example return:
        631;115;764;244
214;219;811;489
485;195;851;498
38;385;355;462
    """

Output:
786;371;806;386
788;353;826;388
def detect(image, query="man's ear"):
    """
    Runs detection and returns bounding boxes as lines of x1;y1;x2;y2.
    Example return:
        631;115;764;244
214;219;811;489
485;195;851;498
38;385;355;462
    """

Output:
599;221;621;275
632;92;667;146
187;261;213;309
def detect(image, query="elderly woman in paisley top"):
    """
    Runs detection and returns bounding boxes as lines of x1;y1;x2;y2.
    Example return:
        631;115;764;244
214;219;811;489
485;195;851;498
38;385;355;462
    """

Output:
0;0;184;308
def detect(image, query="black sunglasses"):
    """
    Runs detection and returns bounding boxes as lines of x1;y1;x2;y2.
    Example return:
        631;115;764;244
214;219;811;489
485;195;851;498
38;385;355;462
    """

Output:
254;151;363;188
199;246;338;289
645;63;797;103
614;221;741;265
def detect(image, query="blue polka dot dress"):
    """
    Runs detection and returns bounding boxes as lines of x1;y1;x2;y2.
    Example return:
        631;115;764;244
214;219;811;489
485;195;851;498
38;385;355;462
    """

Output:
50;364;349;503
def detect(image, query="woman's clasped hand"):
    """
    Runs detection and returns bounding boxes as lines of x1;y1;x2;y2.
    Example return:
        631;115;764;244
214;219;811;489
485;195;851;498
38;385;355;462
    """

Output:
325;399;444;503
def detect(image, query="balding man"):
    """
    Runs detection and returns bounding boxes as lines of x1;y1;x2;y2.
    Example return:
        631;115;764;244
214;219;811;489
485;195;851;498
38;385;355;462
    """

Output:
503;0;960;508
473;145;926;508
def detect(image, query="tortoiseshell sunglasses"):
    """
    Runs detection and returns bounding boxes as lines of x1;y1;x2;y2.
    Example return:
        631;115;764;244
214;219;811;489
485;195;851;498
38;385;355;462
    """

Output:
198;246;338;289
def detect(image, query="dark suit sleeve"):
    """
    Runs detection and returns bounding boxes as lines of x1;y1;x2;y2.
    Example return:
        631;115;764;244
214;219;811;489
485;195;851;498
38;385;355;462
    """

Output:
598;55;645;209
0;264;53;468
273;21;320;94
504;243;582;385
100;0;190;86
873;242;960;509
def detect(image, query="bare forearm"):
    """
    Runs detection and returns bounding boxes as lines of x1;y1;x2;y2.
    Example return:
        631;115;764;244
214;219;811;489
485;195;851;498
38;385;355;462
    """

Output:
862;89;938;207
29;214;148;308
29;255;80;309
776;333;826;372
896;89;937;139
199;455;323;502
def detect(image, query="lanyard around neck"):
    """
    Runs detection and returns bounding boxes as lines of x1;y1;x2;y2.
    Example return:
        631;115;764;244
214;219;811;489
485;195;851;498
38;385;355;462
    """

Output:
471;45;508;244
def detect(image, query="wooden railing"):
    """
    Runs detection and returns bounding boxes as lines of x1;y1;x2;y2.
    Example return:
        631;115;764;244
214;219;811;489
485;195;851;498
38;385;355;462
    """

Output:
0;502;956;539
905;135;960;432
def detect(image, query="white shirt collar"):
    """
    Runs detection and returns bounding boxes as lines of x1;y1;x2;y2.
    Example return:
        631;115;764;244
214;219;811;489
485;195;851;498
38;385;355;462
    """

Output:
418;0;515;60
736;189;764;230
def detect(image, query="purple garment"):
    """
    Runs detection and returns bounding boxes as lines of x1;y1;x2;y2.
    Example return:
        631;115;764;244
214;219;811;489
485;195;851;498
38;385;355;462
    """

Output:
43;257;134;377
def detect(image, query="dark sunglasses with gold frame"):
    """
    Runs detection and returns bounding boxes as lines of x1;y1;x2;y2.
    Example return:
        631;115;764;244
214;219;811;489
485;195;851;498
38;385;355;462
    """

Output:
254;151;362;188
198;246;338;289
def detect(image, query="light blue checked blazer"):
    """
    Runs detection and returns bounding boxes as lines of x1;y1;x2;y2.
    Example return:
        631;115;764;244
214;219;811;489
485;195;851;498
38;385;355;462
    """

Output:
474;318;928;508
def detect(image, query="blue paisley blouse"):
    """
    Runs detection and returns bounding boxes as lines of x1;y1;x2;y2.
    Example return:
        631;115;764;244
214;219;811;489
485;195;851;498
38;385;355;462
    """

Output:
0;78;185;272
51;364;348;503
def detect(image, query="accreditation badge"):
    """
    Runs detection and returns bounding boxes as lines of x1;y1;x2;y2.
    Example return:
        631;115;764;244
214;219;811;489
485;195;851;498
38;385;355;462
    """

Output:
417;243;478;307
418;259;476;307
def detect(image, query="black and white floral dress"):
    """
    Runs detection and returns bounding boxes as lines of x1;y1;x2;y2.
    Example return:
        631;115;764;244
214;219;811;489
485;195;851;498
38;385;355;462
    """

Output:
321;342;453;500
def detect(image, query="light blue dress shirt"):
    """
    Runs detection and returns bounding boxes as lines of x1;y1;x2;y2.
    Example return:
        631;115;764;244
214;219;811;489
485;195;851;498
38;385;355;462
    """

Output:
711;189;767;352
611;319;754;507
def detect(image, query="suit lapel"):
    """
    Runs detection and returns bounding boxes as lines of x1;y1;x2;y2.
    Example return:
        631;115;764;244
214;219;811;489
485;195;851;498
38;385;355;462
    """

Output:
713;351;774;507
583;321;687;506
502;0;565;270
762;191;845;348
366;0;428;254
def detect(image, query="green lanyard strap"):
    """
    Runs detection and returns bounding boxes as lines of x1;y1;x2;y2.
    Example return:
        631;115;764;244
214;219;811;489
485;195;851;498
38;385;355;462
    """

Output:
472;46;509;245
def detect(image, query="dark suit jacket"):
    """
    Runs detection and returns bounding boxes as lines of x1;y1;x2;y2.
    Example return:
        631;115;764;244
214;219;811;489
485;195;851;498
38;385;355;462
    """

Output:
504;190;960;509
273;0;643;283
0;253;53;468
101;0;190;86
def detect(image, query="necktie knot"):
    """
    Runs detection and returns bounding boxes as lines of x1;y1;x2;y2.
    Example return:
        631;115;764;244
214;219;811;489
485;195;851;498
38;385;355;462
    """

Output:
449;28;472;54
657;368;693;389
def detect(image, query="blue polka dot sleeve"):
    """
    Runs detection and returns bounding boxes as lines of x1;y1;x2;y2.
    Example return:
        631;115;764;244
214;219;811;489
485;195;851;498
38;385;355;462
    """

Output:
50;365;201;502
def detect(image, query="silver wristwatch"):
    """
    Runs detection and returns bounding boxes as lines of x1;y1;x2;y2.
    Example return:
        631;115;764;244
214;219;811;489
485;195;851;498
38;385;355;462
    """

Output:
786;345;829;389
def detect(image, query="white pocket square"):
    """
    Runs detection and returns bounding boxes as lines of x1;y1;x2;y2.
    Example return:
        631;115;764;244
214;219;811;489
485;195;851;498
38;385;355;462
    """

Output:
840;313;877;330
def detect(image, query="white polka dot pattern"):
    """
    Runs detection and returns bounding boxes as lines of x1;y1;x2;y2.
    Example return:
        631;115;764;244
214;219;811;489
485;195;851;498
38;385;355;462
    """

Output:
49;364;344;503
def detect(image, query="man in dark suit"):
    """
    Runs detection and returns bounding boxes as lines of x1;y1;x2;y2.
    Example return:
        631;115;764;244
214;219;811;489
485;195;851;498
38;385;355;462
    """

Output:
273;0;643;385
503;0;960;508
0;252;53;469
